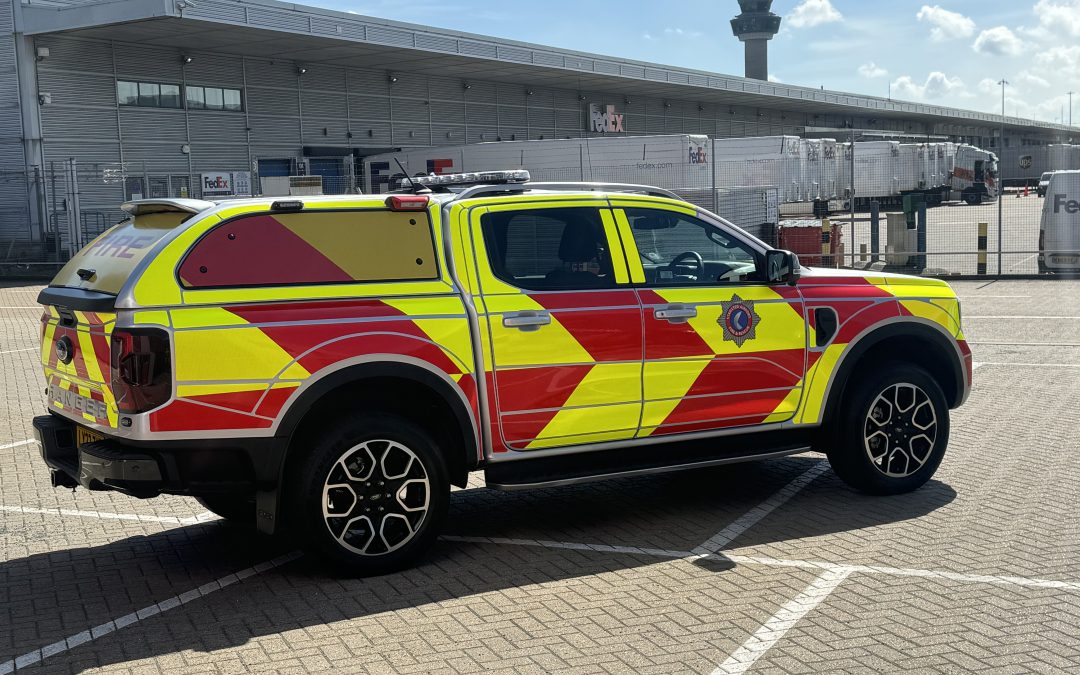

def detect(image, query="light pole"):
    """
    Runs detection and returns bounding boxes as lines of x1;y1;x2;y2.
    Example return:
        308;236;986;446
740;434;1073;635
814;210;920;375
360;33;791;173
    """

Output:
1069;91;1075;127
998;79;1007;276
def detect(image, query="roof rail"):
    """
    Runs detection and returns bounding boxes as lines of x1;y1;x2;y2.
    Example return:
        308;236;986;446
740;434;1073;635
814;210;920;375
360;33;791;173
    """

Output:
120;198;215;216
449;181;685;203
524;182;685;201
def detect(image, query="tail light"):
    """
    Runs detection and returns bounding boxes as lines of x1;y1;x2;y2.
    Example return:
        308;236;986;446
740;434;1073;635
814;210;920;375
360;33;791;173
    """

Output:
110;327;172;414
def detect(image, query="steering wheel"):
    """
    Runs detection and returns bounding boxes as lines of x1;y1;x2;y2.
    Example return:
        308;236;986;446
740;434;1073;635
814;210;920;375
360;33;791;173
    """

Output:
669;251;705;280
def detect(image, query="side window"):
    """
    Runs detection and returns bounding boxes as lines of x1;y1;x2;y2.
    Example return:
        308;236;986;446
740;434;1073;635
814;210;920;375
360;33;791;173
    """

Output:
480;207;618;291
623;208;762;286
179;210;438;288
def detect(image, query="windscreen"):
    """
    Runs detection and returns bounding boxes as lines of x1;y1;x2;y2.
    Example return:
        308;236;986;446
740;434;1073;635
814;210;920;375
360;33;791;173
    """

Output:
50;211;191;295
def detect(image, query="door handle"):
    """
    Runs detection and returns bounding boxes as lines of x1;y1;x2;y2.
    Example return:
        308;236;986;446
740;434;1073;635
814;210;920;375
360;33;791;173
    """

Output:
654;304;697;324
502;310;551;332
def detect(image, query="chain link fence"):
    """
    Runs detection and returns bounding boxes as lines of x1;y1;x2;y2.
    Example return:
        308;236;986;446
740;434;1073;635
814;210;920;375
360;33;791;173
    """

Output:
1;139;1070;278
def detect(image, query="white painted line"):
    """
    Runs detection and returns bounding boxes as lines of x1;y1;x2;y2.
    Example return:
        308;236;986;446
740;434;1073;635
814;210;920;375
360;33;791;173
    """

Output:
725;554;1080;593
693;462;829;555
0;550;302;674
0;306;41;309
966;315;1080;320
955;296;1030;299
970;341;1080;347
711;567;852;675
446;538;1080;593
0;438;35;450
0;504;219;526
973;362;1080;369
972;362;984;372
0;347;36;355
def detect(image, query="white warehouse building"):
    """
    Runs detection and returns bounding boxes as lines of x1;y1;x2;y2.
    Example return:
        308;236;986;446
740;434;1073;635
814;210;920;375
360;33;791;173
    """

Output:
0;0;1076;258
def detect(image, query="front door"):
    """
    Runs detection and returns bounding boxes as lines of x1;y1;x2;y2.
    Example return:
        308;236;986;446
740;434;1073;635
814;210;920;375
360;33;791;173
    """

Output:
470;202;643;451
612;200;808;438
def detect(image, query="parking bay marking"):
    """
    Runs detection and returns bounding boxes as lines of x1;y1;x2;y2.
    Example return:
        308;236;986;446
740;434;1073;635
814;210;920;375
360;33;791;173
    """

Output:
693;461;830;555
0;438;35;450
0;347;36;355
0;504;216;525
0;550;303;675
711;567;853;675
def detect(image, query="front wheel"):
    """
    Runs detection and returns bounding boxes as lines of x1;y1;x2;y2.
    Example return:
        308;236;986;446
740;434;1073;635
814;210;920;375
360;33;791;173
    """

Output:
827;362;950;495
295;413;449;576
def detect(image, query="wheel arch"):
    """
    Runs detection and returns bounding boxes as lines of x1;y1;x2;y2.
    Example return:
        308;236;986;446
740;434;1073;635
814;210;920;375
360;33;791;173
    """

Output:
276;357;481;490
821;319;967;428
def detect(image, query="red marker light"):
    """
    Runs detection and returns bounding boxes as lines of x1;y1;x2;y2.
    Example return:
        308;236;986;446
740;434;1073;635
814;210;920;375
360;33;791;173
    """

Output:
387;195;430;211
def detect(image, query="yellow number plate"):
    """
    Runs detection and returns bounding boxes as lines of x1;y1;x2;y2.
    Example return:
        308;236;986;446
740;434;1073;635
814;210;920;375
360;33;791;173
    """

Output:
75;426;106;447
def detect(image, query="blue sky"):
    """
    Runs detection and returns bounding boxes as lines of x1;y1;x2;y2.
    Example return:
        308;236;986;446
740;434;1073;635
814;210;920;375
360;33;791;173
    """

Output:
312;0;1080;125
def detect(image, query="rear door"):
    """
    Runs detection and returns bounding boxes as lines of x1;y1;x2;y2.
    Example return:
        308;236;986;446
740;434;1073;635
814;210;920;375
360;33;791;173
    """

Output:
41;209;193;430
468;200;643;451
611;199;808;438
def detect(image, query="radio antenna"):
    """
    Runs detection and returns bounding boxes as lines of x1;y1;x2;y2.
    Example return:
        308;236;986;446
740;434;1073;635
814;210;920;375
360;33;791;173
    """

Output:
394;158;418;193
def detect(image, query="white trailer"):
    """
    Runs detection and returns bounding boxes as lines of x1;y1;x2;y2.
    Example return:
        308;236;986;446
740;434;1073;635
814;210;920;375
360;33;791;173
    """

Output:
820;139;839;200
712;136;804;203
853;141;901;204
362;134;712;194
950;144;998;205
801;139;823;201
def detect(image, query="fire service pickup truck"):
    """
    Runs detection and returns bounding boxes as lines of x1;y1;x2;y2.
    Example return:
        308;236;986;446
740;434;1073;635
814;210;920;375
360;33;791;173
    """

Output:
33;171;971;574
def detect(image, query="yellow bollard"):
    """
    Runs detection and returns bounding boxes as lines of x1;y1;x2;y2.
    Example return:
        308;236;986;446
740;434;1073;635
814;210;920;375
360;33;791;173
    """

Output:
977;222;988;275
821;218;832;267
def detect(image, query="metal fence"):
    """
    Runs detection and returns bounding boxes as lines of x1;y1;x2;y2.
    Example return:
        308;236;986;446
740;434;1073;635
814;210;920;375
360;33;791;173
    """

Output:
0;146;1062;278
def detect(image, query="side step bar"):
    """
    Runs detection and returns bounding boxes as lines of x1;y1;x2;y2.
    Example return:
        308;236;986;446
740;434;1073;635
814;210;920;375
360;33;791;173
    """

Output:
484;430;817;491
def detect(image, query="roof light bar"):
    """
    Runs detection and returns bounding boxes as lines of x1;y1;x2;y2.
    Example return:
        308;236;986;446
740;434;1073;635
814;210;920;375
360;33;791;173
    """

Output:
399;169;530;189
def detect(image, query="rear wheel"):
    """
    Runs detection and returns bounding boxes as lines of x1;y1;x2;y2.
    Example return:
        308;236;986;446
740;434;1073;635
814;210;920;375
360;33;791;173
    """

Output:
827;362;950;495
294;413;449;576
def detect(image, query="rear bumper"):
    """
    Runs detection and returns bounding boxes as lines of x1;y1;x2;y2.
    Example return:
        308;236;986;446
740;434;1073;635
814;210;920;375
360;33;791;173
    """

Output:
32;413;276;499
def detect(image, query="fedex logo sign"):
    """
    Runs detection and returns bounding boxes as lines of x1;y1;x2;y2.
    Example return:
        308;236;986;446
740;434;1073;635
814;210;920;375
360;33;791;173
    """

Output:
589;104;625;133
1053;194;1080;214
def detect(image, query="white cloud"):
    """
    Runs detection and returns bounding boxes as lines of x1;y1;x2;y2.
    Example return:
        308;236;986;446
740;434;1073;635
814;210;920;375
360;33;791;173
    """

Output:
972;26;1024;56
663;27;702;38
788;0;843;29
1018;69;1051;88
858;62;888;79
978;77;1000;94
891;72;966;100
1035;0;1080;37
916;5;976;41
768;74;783;83
1035;45;1080;75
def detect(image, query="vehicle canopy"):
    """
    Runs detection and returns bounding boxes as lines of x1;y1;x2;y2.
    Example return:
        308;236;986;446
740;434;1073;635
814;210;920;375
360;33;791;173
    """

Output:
46;199;214;303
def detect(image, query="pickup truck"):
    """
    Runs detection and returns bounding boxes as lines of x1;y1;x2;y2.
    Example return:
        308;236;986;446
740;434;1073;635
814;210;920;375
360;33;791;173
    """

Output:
33;171;971;574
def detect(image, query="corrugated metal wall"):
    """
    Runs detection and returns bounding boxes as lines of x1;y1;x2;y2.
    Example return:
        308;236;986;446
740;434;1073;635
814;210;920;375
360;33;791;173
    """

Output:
10;25;1051;244
0;0;29;241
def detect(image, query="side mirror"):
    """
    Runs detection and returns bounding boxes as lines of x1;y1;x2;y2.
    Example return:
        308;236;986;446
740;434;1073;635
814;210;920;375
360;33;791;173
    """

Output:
766;249;801;286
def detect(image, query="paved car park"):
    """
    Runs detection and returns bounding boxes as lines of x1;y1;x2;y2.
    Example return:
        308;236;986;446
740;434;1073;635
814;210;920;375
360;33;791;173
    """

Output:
2;279;1080;674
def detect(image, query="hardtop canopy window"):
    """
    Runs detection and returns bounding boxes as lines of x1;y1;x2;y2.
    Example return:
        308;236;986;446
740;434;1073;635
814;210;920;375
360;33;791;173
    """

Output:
179;209;438;289
481;207;618;291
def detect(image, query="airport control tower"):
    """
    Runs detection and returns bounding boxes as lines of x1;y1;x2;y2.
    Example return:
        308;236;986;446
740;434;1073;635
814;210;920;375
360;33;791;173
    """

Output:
730;0;782;81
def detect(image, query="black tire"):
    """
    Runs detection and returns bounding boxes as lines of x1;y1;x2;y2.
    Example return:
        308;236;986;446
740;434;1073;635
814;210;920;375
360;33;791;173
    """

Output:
827;362;950;495
293;412;449;576
963;192;982;206
195;494;256;524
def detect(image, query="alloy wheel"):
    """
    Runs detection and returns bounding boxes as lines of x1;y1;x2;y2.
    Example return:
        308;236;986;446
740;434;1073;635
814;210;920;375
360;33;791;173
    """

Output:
321;440;431;556
863;383;939;478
